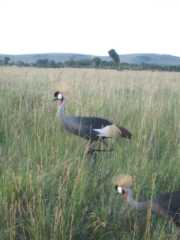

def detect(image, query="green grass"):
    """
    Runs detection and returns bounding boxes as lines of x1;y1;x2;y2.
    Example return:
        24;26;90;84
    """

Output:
0;66;180;239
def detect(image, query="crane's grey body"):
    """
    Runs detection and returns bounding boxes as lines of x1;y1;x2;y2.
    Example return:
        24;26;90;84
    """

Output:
118;186;180;227
59;97;113;141
53;91;132;163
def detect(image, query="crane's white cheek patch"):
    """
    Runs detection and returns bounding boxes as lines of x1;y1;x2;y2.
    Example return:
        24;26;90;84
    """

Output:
117;187;123;193
58;94;62;99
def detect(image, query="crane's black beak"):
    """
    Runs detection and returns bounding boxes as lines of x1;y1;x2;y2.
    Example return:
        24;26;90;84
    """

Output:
52;97;58;101
114;192;118;196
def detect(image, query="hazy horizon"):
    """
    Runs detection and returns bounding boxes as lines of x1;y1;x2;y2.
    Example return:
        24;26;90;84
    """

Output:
1;0;180;57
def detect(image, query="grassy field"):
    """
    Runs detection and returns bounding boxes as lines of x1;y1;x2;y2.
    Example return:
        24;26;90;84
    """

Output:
0;66;180;239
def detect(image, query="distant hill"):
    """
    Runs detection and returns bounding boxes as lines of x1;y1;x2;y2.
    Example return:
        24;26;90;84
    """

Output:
0;53;180;66
119;53;180;66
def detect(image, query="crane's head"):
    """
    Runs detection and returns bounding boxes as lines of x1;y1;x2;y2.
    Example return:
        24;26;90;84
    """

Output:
113;174;133;200
118;126;132;140
53;91;63;104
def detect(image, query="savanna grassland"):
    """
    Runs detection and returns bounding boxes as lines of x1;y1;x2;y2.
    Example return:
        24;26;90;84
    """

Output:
0;66;180;239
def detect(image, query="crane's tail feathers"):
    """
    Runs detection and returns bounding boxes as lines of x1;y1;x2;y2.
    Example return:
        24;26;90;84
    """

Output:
113;174;133;188
119;126;132;139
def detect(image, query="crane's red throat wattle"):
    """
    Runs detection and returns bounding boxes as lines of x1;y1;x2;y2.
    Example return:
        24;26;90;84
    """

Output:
124;192;128;199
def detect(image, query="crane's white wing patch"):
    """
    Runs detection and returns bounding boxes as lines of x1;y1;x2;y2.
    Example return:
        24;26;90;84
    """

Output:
93;125;110;137
93;124;121;138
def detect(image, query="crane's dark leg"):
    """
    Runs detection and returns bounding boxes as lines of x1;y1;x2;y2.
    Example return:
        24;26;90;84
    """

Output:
85;141;98;165
85;139;113;165
93;152;98;165
85;140;95;155
85;139;113;155
101;139;114;152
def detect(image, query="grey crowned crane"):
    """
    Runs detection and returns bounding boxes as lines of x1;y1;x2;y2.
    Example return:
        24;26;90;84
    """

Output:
53;91;132;162
114;175;180;229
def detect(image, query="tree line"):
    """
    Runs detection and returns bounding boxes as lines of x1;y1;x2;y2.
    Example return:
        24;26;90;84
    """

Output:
1;50;180;72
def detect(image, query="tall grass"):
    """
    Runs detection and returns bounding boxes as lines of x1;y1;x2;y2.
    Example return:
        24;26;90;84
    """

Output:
0;66;180;239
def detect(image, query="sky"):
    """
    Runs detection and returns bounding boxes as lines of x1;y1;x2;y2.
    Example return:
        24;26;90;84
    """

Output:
1;0;180;57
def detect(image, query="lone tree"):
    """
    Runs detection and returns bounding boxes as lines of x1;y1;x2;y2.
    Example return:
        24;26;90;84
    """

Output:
92;57;101;67
4;57;10;65
108;49;120;65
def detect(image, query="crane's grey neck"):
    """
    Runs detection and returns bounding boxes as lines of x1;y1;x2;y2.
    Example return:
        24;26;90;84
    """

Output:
59;97;67;116
60;97;67;109
127;188;148;212
59;97;70;124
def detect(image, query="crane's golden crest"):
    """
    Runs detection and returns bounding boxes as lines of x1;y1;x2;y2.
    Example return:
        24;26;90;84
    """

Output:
56;82;70;97
113;174;133;188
